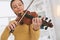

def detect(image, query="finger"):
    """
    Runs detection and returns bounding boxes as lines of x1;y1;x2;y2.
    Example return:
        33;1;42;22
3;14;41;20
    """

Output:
35;18;40;23
36;18;40;26
39;19;42;26
41;17;45;20
35;18;37;23
32;18;35;24
39;18;42;23
10;24;14;30
12;23;16;28
33;18;36;23
11;21;17;28
14;21;17;25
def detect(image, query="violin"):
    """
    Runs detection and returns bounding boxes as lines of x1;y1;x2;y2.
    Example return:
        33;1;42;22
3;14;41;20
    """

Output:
16;11;53;30
10;11;53;33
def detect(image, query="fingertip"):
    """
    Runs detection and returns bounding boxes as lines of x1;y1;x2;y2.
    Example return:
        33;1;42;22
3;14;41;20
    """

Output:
32;18;34;22
14;21;17;26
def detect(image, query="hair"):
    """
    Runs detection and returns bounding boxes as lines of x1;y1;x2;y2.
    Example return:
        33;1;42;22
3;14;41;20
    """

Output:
10;0;24;9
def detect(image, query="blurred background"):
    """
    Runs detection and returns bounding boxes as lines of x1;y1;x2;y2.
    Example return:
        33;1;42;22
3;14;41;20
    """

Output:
0;0;60;40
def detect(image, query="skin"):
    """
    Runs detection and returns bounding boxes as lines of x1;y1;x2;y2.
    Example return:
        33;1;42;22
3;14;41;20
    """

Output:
8;0;42;31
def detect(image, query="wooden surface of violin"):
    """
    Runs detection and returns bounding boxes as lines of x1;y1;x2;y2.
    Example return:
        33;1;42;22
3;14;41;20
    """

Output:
16;11;53;30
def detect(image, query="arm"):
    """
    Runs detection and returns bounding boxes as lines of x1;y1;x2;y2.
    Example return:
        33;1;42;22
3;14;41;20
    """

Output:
1;20;17;40
1;26;10;40
31;12;42;31
29;12;42;40
1;20;16;40
29;24;40;40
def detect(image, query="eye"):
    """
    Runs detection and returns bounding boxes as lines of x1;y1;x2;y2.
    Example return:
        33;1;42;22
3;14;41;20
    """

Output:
13;6;17;9
14;6;17;8
18;3;22;6
19;4;21;6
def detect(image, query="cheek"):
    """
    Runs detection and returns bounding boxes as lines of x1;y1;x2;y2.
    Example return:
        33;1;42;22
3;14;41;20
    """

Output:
21;6;24;10
13;9;18;13
13;9;18;14
14;9;17;12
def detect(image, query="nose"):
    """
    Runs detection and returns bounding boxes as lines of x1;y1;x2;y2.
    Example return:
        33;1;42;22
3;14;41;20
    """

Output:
17;6;20;9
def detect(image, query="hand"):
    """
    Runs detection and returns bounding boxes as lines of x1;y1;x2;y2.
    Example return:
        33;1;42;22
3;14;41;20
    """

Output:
8;20;17;31
32;17;42;30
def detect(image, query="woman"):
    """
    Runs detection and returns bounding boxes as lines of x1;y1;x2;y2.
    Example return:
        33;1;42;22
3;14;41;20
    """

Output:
1;0;42;40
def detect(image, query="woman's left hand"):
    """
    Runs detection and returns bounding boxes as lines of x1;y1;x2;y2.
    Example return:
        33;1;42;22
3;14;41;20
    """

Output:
32;17;42;31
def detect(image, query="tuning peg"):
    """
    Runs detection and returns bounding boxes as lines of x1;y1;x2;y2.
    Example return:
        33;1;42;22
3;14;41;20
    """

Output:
45;27;48;30
45;17;48;20
48;19;51;22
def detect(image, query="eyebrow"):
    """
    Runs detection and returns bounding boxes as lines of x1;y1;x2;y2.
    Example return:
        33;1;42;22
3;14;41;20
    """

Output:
12;5;17;8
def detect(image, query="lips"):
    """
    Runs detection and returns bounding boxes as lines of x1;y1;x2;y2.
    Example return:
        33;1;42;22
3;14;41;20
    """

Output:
17;10;21;13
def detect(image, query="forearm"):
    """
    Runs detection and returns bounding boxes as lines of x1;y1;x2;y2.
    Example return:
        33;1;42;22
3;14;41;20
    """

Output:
30;24;40;40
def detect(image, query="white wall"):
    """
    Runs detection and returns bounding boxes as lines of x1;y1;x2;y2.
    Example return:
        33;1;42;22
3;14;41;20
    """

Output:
49;0;60;40
0;1;16;40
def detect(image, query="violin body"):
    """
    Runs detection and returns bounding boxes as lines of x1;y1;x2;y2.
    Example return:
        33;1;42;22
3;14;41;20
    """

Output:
16;11;38;25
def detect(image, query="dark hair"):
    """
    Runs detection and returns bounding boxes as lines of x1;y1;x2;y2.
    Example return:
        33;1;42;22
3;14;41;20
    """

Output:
10;0;24;8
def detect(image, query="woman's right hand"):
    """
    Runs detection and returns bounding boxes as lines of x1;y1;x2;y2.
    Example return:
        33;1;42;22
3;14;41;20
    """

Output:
8;20;17;31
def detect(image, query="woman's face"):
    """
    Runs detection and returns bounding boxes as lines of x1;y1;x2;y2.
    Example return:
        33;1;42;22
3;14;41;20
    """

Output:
11;0;24;15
